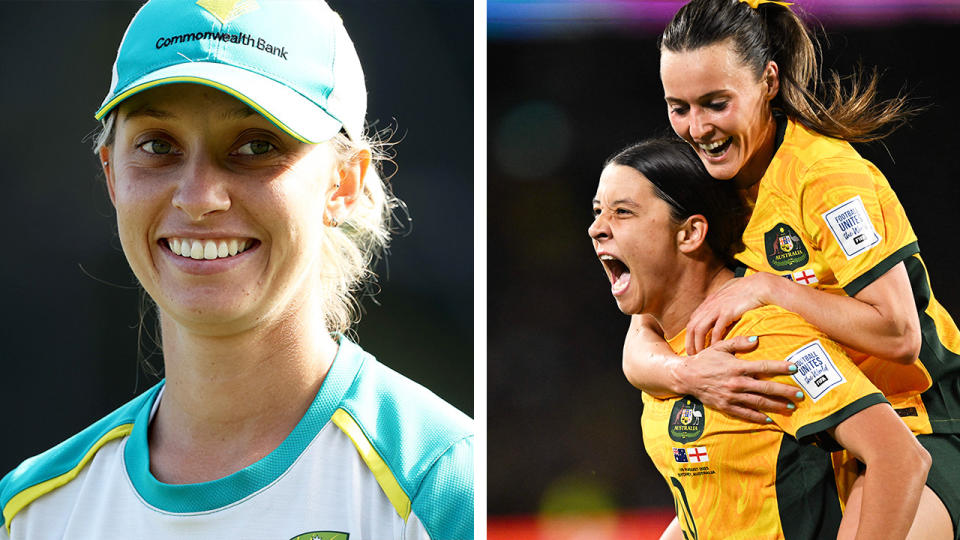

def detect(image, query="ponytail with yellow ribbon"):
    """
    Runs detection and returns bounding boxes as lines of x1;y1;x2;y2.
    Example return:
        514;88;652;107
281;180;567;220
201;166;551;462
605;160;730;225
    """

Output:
739;0;793;8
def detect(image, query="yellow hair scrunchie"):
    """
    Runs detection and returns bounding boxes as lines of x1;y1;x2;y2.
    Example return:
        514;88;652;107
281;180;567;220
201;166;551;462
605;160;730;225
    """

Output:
740;0;793;8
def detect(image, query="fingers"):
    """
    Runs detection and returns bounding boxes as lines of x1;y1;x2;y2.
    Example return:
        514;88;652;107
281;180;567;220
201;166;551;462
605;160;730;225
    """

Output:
709;334;760;355
737;391;798;415
685;313;711;354
711;320;727;348
742;359;800;379
705;389;799;423
713;403;772;425
740;376;805;404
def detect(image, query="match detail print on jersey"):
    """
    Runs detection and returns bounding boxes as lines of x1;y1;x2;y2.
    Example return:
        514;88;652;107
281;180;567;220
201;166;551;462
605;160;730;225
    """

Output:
821;195;881;260
788;340;846;402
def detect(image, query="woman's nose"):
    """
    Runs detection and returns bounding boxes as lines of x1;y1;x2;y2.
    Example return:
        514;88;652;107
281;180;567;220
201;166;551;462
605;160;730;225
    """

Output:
689;108;712;140
172;155;231;221
589;214;610;240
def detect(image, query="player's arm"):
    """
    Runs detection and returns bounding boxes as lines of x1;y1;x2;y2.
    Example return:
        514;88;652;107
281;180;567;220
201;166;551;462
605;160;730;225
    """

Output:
687;264;921;364
829;403;930;540
623;314;802;423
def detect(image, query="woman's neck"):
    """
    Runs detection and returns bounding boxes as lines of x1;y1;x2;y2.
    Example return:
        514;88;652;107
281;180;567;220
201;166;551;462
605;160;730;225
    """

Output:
657;261;735;340
148;301;338;484
733;113;778;191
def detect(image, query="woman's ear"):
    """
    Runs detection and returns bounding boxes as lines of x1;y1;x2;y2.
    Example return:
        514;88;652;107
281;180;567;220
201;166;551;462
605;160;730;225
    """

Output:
677;214;709;254
763;61;780;101
99;146;117;207
324;147;371;226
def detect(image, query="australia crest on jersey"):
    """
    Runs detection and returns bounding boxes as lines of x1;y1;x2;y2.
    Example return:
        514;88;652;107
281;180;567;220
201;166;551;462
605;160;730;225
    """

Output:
764;223;809;271
669;396;705;443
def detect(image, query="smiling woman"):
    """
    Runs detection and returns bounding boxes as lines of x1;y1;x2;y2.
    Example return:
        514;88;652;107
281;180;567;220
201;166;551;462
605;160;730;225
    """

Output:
0;1;473;539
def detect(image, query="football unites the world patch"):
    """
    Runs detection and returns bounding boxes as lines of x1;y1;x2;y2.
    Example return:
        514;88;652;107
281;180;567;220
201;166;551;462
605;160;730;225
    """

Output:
821;195;881;259
764;223;809;271
669;397;705;443
673;446;709;463
787;340;846;402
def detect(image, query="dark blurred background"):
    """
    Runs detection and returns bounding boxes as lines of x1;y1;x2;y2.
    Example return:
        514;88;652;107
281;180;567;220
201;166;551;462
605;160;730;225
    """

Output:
0;0;472;477
488;0;960;530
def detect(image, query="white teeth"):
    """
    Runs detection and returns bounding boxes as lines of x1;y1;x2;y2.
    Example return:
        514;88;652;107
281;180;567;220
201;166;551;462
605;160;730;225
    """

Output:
600;255;615;261
166;237;253;261
203;240;217;260
698;138;729;152
191;241;203;260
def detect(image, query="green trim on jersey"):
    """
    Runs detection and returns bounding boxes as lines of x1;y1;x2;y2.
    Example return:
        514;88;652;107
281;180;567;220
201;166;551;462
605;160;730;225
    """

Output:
776;436;844;539
917;434;960;539
795;393;888;450
0;385;160;531
905;257;960;433
0;336;474;538
843;241;919;297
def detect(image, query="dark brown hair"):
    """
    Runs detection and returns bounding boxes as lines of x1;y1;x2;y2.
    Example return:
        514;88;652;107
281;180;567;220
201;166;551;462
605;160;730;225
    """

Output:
660;0;917;143
606;137;747;266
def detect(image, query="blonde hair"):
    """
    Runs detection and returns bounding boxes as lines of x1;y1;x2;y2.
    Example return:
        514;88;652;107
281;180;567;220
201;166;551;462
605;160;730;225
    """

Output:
93;111;400;334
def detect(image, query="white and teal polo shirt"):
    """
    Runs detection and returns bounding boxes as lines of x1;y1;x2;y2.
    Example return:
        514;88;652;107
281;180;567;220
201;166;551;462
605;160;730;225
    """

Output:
0;337;473;539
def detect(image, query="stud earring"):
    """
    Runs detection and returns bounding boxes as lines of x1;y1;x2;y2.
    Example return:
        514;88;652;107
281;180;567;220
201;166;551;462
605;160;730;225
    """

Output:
324;215;339;228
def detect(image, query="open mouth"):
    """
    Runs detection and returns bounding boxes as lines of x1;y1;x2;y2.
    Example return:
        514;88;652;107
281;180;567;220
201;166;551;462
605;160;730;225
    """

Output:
698;137;732;158
164;237;259;261
600;254;631;295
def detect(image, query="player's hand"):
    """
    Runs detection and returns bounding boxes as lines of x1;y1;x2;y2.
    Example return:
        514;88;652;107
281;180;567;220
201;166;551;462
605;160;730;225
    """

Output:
685;273;777;355
678;336;803;424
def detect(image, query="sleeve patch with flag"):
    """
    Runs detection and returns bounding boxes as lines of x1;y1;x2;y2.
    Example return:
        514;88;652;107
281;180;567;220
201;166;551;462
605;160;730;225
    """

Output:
821;195;881;259
788;340;846;402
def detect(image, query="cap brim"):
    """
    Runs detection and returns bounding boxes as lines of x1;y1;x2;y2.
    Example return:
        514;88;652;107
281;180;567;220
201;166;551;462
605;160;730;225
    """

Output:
95;62;342;144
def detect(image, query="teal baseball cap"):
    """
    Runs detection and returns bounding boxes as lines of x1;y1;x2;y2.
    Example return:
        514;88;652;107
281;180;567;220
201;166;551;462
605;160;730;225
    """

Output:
95;0;366;143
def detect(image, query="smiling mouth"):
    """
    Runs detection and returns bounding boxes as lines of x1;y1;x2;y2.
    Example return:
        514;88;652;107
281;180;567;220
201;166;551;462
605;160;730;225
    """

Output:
165;237;256;260
698;137;732;157
600;254;631;295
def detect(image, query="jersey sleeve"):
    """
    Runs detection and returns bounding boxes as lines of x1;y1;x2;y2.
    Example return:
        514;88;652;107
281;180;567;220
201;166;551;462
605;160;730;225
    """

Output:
798;157;919;296
733;308;888;449
408;434;474;540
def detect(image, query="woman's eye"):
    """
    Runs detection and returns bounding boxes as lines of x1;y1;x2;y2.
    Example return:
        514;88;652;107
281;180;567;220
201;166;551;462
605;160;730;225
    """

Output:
235;140;275;155
140;139;173;155
707;101;727;111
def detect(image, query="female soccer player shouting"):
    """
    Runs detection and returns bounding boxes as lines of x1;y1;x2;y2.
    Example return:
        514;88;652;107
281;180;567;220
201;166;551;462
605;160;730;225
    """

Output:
623;0;959;537
592;137;929;540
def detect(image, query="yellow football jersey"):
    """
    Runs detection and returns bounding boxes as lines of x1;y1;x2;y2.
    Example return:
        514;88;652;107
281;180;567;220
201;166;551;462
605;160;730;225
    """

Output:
642;305;886;539
735;118;960;435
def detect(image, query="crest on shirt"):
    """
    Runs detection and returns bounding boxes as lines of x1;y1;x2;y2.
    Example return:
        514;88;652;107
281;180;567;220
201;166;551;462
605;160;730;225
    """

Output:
669;397;705;443
764;223;809;271
289;532;350;540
